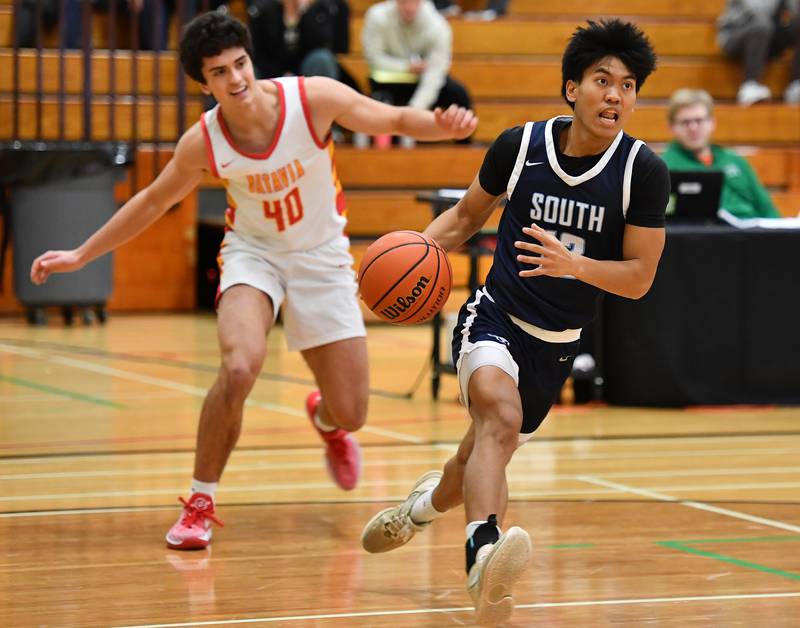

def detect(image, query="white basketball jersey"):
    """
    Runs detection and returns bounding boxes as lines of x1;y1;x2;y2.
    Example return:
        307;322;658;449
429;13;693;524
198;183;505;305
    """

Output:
200;76;347;252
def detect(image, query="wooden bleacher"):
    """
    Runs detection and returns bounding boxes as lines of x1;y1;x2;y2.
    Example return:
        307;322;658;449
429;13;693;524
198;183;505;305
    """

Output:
4;96;798;145
347;0;726;18
1;0;799;315
350;18;720;57
2;49;794;102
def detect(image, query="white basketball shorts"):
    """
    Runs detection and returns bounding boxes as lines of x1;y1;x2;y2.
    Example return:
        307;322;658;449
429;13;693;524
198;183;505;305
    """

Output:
218;230;366;351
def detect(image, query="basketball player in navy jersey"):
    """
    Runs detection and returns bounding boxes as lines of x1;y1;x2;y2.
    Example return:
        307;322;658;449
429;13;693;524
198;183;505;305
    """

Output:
360;20;669;626
30;12;476;550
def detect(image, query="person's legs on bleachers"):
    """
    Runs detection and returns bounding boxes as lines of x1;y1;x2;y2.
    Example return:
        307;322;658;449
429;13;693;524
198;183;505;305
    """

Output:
300;48;341;80
721;14;774;105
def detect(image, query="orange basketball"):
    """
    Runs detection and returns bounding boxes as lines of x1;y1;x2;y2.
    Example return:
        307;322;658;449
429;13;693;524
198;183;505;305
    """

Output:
358;231;452;325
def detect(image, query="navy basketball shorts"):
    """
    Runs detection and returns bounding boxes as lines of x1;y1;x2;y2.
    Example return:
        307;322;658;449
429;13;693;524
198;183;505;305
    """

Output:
451;287;580;439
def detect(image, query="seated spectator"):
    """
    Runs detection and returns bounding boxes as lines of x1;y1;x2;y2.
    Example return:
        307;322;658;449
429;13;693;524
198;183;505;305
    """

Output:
662;89;781;219
91;0;205;51
717;0;800;105
247;0;358;89
361;0;472;139
14;1;58;48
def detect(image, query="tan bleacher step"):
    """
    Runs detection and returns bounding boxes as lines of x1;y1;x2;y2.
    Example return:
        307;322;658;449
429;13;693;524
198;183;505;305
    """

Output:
0;96;204;141
3;50;793;102
351;18;719;56
5;97;798;145
349;0;724;18
192;145;800;190
340;56;792;101
772;192;800;217
0;7;9;48
0;50;201;96
473;102;800;144
344;191;503;236
1;7;721;52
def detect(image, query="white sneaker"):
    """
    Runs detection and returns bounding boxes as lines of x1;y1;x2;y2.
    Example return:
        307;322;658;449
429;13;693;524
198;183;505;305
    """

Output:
737;80;771;106
464;9;498;21
352;132;370;148
784;80;800;104
360;470;442;553
438;3;462;17
399;135;416;149
467;527;532;627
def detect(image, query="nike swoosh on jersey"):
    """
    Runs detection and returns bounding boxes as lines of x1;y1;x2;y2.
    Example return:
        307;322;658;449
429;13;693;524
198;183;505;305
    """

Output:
221;160;234;168
525;161;544;167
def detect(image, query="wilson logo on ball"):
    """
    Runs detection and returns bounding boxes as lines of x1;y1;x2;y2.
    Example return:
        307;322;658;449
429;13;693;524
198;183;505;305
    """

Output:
379;276;431;320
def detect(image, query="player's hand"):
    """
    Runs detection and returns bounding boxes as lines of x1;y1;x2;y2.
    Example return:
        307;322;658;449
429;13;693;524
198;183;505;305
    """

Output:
434;104;477;140
30;250;85;285
515;224;578;278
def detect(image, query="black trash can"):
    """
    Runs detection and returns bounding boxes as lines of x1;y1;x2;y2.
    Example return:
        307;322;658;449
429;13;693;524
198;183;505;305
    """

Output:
0;141;132;325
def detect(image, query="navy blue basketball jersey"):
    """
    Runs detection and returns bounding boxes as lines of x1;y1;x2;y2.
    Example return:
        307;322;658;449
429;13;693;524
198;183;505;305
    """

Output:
484;116;648;331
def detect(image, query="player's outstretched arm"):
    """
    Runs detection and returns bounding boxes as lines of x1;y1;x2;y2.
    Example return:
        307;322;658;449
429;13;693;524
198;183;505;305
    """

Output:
515;223;665;299
31;126;207;285
423;176;501;251
303;76;477;141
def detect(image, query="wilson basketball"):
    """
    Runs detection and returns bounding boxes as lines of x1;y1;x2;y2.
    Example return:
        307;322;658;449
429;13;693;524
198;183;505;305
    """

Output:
358;231;452;325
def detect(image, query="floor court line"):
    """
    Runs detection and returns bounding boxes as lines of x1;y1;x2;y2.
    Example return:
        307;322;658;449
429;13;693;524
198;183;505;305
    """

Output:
6;478;800;506
0;343;422;444
0;476;464;502
579;476;800;533
5;462;799;483
0;444;442;465
114;592;800;627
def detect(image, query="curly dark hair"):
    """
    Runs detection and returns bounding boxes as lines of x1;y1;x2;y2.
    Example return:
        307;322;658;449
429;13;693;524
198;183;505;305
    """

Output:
561;20;657;109
179;12;254;84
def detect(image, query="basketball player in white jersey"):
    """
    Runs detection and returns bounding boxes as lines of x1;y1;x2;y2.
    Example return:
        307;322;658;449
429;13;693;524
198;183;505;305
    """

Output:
30;11;476;550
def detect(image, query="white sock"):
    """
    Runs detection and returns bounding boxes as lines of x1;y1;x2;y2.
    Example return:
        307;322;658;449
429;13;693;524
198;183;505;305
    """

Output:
191;479;217;501
465;520;502;540
410;487;444;524
313;407;337;432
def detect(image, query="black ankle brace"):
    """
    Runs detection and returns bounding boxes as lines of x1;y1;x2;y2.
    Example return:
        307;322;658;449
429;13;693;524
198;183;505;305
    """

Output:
465;514;500;573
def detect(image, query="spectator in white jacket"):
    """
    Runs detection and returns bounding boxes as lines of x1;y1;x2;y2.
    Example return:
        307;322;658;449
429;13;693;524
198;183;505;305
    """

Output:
717;0;800;105
361;0;473;141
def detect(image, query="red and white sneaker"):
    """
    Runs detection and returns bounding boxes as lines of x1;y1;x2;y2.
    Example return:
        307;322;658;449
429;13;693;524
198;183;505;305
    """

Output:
165;493;224;550
306;390;361;491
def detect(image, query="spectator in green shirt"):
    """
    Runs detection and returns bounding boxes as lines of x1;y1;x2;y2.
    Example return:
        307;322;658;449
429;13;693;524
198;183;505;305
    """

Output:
661;88;781;218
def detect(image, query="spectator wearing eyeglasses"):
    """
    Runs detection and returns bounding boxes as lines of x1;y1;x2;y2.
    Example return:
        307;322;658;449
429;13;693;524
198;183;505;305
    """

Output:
661;88;780;218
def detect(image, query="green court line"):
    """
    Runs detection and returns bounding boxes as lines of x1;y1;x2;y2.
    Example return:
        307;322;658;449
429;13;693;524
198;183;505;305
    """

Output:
545;543;595;549
0;374;126;409
658;541;800;582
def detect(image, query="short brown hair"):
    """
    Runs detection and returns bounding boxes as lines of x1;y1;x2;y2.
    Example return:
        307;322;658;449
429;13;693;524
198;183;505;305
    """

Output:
667;88;714;123
180;12;253;84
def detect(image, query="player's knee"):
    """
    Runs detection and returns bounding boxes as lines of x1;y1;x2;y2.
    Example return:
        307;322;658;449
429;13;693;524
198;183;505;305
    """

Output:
220;353;263;398
324;395;367;432
476;403;522;455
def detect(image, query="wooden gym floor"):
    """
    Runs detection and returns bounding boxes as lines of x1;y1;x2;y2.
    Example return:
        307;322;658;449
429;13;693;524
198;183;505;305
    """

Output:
1;314;799;627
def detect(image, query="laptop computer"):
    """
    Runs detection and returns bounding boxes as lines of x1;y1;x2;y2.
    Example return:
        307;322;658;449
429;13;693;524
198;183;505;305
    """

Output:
665;170;724;223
